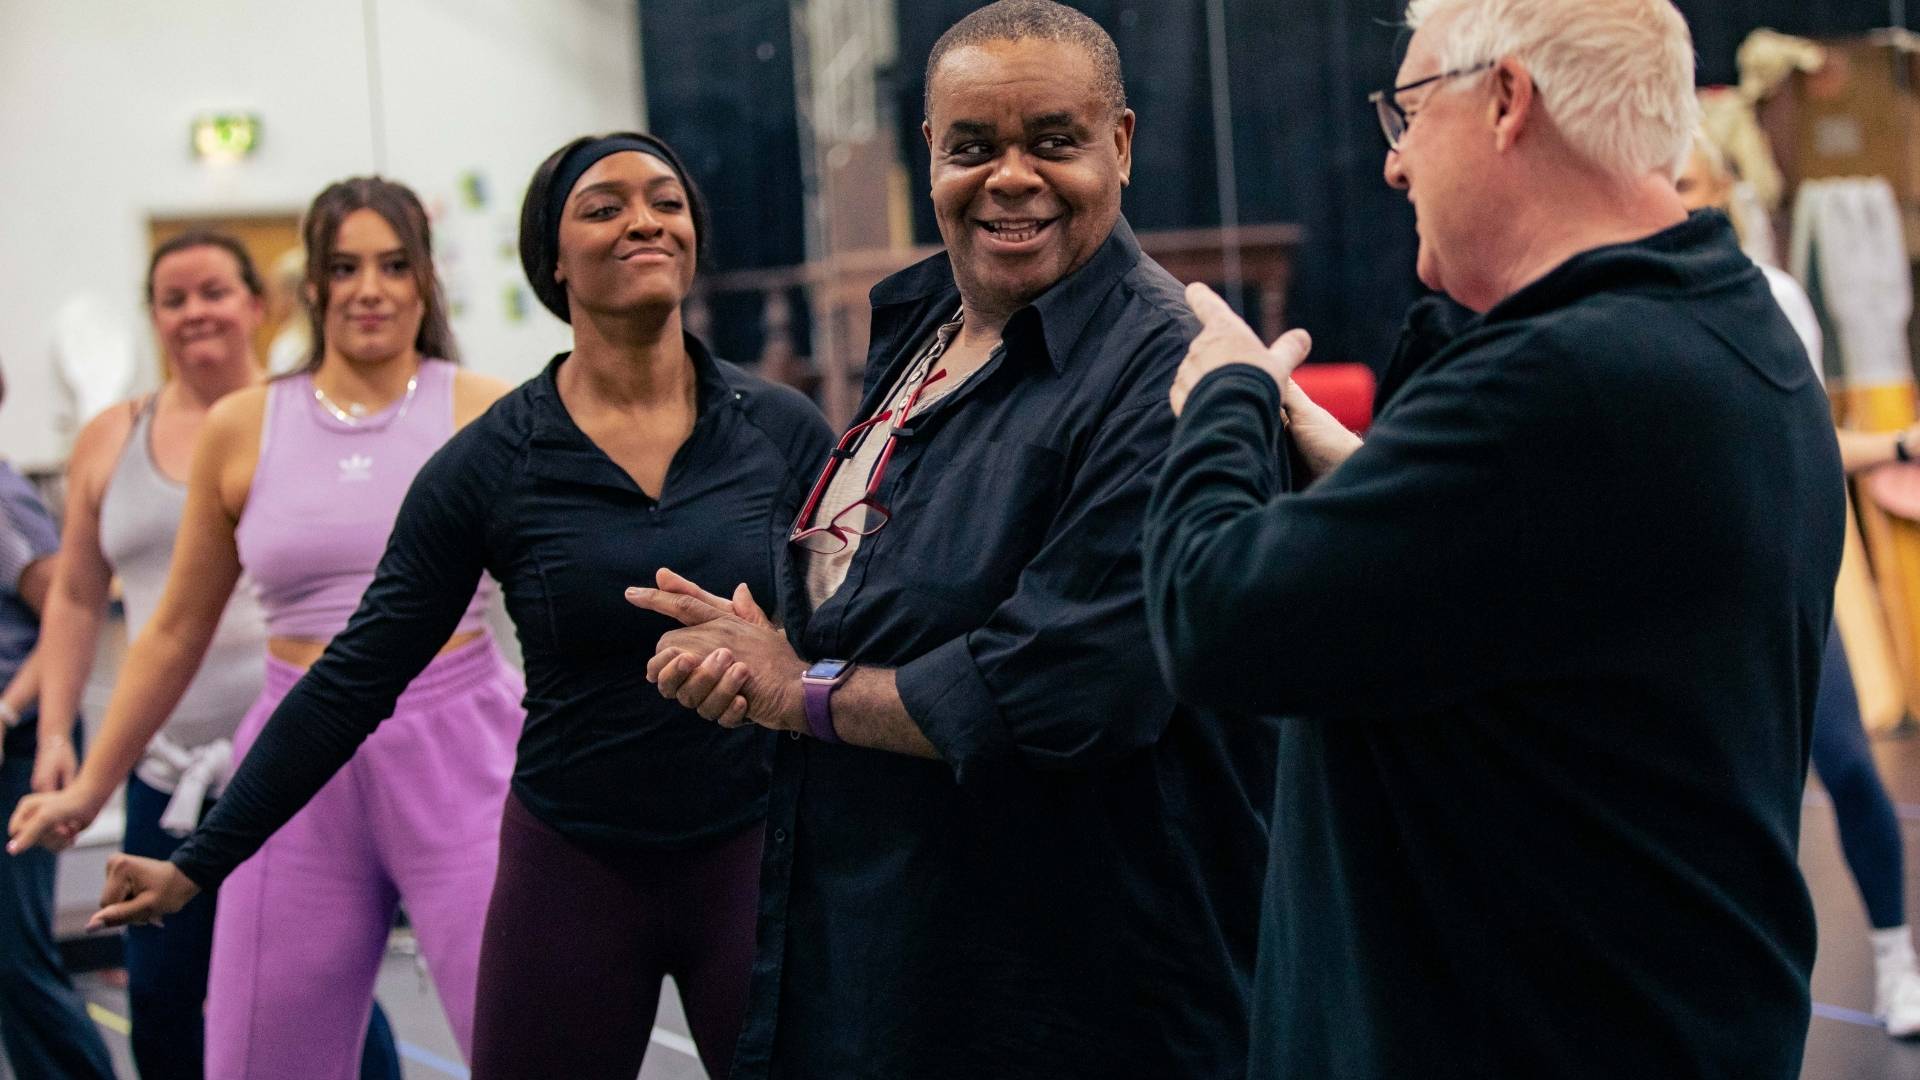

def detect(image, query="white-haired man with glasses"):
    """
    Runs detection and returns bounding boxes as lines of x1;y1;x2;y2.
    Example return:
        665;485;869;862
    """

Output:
1146;0;1842;1076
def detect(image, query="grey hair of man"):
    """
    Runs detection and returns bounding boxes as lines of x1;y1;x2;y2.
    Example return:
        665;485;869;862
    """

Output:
1403;0;1699;179
924;0;1126;118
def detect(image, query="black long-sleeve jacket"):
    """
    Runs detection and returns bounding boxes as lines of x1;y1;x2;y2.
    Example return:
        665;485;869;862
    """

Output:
1145;212;1840;1080
173;341;833;885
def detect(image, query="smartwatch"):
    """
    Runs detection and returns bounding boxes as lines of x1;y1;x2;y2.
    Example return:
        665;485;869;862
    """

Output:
801;659;856;744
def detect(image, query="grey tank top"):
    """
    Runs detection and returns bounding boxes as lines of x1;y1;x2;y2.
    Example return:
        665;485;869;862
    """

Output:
98;397;267;774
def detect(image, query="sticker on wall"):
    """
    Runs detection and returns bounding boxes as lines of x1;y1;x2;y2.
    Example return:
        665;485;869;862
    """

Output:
496;217;518;262
459;170;489;211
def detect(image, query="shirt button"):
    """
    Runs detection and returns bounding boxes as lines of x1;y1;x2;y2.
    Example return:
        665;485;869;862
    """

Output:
773;828;788;843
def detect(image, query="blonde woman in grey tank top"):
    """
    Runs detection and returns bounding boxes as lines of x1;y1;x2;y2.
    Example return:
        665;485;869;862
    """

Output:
30;233;404;1079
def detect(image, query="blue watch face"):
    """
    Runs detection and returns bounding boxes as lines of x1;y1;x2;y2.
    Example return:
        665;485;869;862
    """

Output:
806;659;852;681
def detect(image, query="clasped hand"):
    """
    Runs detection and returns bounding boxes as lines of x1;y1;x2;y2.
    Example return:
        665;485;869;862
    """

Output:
626;569;807;732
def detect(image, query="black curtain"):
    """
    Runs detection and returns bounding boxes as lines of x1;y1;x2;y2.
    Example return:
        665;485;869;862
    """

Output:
891;0;1427;367
639;0;806;362
649;0;1915;372
896;0;1916;370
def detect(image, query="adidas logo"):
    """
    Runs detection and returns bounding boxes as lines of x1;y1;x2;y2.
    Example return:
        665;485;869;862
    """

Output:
338;454;374;482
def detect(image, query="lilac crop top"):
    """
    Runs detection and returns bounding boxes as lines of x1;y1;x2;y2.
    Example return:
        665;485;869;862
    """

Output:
234;359;492;641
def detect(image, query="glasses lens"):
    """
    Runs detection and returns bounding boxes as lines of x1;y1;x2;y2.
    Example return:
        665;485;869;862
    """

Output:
834;500;890;536
1376;97;1403;149
793;527;849;554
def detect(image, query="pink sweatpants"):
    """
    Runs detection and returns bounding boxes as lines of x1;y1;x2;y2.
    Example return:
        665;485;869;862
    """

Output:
206;637;521;1080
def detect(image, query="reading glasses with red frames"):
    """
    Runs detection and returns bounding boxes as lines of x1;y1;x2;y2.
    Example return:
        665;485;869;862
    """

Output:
789;364;950;555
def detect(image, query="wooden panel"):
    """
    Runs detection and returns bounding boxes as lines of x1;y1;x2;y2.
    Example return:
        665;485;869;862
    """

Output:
1839;382;1920;725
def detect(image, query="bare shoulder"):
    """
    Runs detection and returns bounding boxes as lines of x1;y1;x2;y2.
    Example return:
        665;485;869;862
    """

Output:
202;384;270;448
198;384;269;518
67;398;141;496
452;369;513;428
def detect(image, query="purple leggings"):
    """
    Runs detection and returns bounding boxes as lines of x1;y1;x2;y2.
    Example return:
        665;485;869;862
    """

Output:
207;638;520;1079
469;794;763;1080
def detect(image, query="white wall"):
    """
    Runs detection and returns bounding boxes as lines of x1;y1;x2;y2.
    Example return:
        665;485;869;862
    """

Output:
0;0;643;468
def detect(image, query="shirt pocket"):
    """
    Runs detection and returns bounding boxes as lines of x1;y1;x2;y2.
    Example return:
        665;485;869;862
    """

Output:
883;439;1067;624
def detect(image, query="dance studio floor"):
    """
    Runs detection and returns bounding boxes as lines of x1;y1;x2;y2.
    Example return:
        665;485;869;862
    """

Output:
15;733;1920;1078
63;949;707;1080
1800;729;1920;1079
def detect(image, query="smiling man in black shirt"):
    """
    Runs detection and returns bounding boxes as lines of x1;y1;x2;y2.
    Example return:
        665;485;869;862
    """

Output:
630;2;1281;1077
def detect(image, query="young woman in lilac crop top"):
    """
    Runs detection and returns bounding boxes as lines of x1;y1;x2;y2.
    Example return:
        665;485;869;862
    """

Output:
26;232;403;1079
12;179;520;1078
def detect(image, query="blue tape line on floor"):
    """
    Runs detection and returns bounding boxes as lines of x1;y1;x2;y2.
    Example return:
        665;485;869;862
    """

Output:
1812;1001;1882;1028
400;1041;471;1078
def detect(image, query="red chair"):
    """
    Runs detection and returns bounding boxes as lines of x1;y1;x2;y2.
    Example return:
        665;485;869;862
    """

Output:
1291;363;1376;434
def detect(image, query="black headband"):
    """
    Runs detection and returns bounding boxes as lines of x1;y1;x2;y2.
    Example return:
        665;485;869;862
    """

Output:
545;135;682;247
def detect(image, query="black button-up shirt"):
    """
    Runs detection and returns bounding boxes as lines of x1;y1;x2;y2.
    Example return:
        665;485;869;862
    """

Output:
736;219;1280;1079
173;340;833;886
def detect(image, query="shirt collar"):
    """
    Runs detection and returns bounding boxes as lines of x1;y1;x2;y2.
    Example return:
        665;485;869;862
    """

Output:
868;216;1143;374
1479;211;1739;327
532;331;739;440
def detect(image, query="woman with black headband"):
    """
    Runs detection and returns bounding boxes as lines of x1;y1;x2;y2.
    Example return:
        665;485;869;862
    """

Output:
70;133;835;1078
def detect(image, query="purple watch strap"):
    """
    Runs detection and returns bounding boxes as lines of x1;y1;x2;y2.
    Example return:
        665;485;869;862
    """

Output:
804;677;843;743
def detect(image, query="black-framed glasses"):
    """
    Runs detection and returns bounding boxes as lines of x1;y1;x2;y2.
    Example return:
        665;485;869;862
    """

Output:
1366;61;1493;150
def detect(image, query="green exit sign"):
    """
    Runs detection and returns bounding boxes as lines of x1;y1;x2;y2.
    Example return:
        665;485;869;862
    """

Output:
191;113;261;162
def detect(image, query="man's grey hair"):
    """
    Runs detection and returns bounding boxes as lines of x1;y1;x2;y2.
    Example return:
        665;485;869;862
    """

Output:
1405;0;1700;179
924;0;1126;119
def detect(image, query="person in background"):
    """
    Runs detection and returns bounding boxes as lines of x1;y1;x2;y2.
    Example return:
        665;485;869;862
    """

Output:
264;246;311;376
11;178;518;1079
1144;0;1841;1075
1677;134;1920;1037
29;231;402;1078
0;355;116;1080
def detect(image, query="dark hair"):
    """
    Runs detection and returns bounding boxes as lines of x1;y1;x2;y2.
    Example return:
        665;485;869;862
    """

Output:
297;177;458;372
924;0;1126;119
146;231;266;305
517;132;709;323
